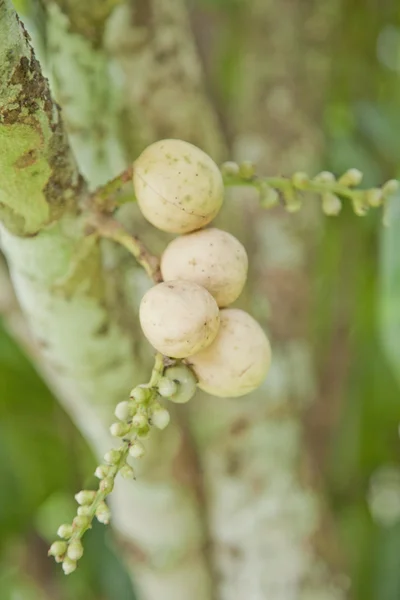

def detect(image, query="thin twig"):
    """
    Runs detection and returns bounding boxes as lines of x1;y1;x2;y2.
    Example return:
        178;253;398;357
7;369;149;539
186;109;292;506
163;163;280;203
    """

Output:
88;166;134;212
87;213;162;283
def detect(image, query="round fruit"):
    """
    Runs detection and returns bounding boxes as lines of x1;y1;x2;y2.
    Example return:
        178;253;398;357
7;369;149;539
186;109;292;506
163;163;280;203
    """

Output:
188;308;271;397
163;365;198;404
139;280;220;358
161;228;248;307
133;139;224;233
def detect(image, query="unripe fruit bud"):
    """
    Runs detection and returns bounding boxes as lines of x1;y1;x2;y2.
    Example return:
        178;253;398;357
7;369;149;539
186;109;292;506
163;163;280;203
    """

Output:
322;193;342;216
161;228;248;307
131;413;148;430
100;477;114;493
77;506;91;517
120;464;135;479
150;404;170;430
352;195;368;216
62;557;77;575
104;449;121;465
96;502;111;524
129;441;145;458
189;309;271;398
259;183;279;208
115;400;135;420
140;281;220;358
110;422;131;437
67;540;84;561
367;188;383;207
57;524;73;539
382;179;399;197
220;161;240;176
130;385;151;403
163;365;197;404
283;187;302;213
339;168;363;186
292;172;309;189
73;515;90;529
137;424;151;438
49;541;67;557
238;160;255;179
95;465;110;479
313;171;335;184
157;377;178;398
133;139;224;233
75;490;96;505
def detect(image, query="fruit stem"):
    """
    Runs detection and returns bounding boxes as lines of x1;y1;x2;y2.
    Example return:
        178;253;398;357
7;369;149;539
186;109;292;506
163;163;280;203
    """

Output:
87;213;162;283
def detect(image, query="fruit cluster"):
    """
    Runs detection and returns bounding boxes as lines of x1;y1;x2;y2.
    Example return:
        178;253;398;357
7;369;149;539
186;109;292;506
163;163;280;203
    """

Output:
49;139;273;574
135;139;272;398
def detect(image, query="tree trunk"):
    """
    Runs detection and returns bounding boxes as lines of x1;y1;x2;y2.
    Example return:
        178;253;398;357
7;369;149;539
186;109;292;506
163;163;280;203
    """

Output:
1;1;348;598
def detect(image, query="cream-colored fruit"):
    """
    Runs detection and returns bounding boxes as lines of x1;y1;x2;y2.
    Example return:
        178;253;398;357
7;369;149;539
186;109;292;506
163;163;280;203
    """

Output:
189;308;271;397
139;280;220;358
161;228;248;307
133;139;224;233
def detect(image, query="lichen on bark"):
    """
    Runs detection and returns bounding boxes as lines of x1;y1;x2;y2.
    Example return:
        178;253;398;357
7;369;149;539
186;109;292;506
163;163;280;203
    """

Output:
0;4;81;234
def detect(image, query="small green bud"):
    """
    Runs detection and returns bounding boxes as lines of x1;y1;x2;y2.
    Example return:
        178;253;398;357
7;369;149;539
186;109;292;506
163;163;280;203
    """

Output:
73;515;91;530
382;179;399;197
57;524;73;539
158;377;178;398
130;385;151;403
150;404;170;430
137;424;151;439
129;441;145;458
67;540;84;561
313;171;335;184
292;172;309;189
259;182;279;208
220;161;240;176
239;160;255;180
338;168;363;187
131;413;148;430
96;501;111;524
95;464;110;479
115;400;135;421
164;365;197;404
120;464;135;479
104;449;121;465
62;557;77;575
100;477;114;493
366;188;383;207
49;540;67;557
77;506;91;517
383;200;391;227
322;193;342;216
285;200;302;213
283;187;302;213
352;195;368;216
75;490;96;505
110;422;131;437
